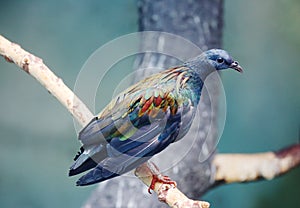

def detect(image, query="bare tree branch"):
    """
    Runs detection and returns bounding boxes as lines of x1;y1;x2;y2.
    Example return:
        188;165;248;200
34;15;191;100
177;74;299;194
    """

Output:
0;34;210;207
213;144;300;184
135;162;210;208
0;35;93;126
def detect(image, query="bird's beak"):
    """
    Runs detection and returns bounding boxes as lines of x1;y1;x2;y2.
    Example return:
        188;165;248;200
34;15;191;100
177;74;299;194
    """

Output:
230;61;243;73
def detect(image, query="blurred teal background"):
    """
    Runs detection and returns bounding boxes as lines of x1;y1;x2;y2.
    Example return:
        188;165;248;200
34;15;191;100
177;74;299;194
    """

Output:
0;0;299;207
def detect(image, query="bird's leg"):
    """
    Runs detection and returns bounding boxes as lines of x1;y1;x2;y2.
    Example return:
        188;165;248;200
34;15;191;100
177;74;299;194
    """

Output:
147;161;177;194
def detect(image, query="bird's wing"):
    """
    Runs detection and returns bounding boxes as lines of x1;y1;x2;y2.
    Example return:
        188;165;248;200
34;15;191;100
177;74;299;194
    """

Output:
76;98;197;186
78;66;189;147
70;67;196;178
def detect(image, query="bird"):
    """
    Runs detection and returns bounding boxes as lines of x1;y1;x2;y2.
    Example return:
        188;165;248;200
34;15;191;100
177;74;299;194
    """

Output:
69;49;243;189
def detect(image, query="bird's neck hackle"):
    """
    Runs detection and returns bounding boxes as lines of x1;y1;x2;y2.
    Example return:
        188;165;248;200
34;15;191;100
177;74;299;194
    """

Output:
184;53;216;80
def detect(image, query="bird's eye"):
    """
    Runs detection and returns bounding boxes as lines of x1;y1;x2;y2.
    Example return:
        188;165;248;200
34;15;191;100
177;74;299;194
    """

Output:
216;57;224;64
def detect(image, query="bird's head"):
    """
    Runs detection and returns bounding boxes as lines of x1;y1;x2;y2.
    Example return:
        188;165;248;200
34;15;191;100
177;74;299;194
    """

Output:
184;49;243;79
205;49;243;73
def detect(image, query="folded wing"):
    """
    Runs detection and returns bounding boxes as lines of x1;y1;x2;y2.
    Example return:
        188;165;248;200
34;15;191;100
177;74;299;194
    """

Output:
69;67;197;185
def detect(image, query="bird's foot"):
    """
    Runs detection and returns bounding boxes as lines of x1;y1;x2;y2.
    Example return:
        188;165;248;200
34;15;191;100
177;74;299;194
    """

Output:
148;174;177;194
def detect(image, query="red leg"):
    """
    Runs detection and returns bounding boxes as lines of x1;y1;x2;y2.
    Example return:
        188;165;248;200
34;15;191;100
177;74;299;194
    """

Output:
147;163;177;194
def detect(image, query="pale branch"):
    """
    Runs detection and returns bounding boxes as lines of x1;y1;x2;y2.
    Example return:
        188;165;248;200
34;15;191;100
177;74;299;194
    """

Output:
1;34;299;206
213;144;300;183
0;35;93;126
135;162;210;208
0;35;210;207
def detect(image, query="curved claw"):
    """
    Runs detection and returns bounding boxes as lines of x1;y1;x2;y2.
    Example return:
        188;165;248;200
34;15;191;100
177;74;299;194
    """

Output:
148;174;177;194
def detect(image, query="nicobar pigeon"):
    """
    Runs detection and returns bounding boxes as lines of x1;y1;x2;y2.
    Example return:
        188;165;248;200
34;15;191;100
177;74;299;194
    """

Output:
69;49;243;188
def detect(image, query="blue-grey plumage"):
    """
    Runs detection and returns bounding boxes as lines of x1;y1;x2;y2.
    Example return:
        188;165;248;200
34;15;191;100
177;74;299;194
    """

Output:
69;49;243;186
